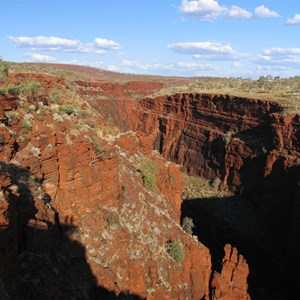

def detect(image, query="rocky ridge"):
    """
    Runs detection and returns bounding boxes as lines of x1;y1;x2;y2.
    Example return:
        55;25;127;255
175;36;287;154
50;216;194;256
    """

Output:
1;69;299;299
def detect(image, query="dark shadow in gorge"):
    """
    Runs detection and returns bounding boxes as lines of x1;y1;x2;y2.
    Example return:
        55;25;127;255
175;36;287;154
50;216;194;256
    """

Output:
181;150;300;300
0;162;144;300
181;194;300;300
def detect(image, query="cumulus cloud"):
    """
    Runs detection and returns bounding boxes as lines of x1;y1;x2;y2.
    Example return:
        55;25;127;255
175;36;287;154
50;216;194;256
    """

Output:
24;53;56;62
179;0;224;20
59;59;118;71
8;36;83;52
256;65;290;71
121;59;215;74
257;47;300;66
94;38;121;50
167;41;239;60
225;6;252;19
286;13;300;25
180;1;280;21
122;59;176;71
254;5;280;18
8;35;121;54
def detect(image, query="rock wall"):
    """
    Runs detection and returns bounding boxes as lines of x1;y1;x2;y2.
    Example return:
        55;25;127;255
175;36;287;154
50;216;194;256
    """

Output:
131;93;300;298
0;92;213;300
212;244;250;300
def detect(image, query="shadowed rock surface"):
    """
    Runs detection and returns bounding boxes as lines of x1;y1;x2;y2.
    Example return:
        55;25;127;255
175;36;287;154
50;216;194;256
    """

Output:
0;68;299;299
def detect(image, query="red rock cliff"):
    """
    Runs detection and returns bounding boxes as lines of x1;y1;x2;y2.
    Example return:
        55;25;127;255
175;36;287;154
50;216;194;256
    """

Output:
0;91;212;300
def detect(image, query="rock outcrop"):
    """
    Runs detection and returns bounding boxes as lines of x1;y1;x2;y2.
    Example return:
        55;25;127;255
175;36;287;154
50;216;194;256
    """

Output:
2;70;300;299
129;93;300;298
0;90;212;299
211;244;250;300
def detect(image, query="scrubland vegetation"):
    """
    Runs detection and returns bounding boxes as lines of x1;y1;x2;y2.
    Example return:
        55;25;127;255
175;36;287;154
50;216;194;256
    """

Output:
1;59;300;114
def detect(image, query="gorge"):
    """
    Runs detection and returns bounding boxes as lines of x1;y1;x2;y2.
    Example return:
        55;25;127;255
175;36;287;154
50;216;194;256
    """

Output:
0;66;299;299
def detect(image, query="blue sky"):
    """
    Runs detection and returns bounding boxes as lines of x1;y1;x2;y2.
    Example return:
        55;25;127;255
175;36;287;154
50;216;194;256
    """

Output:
1;0;300;78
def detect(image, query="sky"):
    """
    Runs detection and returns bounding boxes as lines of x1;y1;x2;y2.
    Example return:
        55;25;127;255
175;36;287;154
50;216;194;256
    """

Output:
1;0;300;78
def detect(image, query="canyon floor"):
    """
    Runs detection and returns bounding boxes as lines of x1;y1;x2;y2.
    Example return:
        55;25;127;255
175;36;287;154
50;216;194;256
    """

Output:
0;63;299;299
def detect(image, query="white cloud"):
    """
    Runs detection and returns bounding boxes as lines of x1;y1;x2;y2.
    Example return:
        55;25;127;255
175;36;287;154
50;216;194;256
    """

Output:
257;47;300;66
121;59;215;74
256;65;290;71
263;48;300;56
286;13;300;25
8;35;121;55
232;61;242;67
179;0;224;20
94;49;107;55
123;60;171;71
180;1;281;21
59;59;118;71
106;65;118;71
225;5;252;19
167;41;239;60
8;36;83;52
94;38;121;50
254;5;280;18
24;53;56;62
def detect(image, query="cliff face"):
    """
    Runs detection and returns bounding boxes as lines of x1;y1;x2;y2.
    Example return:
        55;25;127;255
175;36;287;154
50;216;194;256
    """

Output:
132;94;283;187
212;244;250;300
0;90;212;300
1;70;299;299
131;93;300;298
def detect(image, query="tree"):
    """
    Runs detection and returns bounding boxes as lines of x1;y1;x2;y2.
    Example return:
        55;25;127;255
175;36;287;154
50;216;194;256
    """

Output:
0;57;8;83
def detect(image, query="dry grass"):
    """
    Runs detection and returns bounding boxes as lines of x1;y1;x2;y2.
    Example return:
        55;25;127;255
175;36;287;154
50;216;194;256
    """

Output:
7;62;300;114
182;174;232;200
153;77;300;114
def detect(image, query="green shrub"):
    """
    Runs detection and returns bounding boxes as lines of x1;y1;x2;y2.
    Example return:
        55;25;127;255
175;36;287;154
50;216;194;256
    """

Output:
7;84;23;96
58;104;75;115
0;88;5;95
37;106;47;115
210;177;221;189
140;160;158;190
50;91;61;103
166;240;185;263
20;120;32;131
0;132;7;146
17;100;30;110
5;111;19;121
181;217;195;235
25;81;41;98
0;59;8;82
222;131;233;146
169;175;175;186
92;137;106;159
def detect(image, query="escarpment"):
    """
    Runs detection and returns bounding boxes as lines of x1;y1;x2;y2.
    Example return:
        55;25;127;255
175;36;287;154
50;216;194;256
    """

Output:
65;77;300;298
127;93;300;299
0;87;212;300
1;69;299;299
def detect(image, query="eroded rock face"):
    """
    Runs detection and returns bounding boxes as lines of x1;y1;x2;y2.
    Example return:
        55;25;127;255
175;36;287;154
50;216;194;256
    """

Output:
211;244;250;300
132;94;283;187
130;93;300;298
1;71;299;299
0;93;212;300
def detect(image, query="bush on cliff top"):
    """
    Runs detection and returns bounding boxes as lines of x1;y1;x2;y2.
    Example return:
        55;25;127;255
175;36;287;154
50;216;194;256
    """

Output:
0;58;8;83
7;84;24;96
140;160;158;191
181;217;195;235
166;240;185;264
58;104;75;115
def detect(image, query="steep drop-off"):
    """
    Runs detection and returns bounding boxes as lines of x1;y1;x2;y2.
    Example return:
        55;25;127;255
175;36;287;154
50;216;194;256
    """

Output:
75;77;300;298
1;70;299;299
0;90;215;299
127;93;300;299
1;72;252;300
